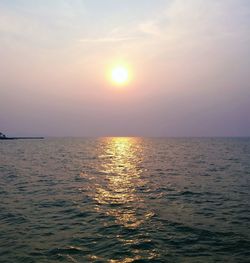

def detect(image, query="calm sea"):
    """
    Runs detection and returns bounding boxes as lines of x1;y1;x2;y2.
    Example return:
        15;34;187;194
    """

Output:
0;138;250;263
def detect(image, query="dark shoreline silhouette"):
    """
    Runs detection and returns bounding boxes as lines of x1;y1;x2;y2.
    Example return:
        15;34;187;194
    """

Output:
0;137;44;140
0;132;44;140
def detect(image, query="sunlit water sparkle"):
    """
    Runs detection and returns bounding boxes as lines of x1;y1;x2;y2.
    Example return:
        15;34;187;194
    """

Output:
0;137;250;262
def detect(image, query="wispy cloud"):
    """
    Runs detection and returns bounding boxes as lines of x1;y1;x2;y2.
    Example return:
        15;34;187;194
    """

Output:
137;20;163;38
79;36;136;43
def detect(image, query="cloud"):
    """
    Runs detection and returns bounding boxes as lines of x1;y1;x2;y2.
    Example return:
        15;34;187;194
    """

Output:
79;36;136;43
136;0;250;40
138;20;163;38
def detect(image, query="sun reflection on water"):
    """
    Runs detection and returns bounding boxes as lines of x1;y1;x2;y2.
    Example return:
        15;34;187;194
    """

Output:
94;137;148;228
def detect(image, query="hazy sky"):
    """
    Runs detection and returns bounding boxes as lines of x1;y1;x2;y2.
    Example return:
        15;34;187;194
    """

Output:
1;0;250;136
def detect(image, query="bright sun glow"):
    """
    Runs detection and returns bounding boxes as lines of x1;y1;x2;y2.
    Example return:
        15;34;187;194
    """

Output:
111;66;129;85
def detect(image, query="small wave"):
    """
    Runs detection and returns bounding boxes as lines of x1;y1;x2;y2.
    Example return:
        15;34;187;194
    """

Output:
0;212;28;224
175;190;203;197
47;246;88;256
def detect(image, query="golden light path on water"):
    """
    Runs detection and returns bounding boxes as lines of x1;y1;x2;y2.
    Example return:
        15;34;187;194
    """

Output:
96;137;148;228
92;137;156;262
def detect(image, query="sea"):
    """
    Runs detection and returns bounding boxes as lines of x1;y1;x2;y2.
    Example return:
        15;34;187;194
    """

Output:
0;137;249;263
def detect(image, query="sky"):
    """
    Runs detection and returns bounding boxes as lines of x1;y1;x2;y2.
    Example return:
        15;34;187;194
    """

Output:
0;0;250;137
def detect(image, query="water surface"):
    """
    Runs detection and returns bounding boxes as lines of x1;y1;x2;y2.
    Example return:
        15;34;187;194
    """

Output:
0;138;250;262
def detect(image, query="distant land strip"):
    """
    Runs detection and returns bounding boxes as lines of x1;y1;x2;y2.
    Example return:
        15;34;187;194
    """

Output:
0;137;44;140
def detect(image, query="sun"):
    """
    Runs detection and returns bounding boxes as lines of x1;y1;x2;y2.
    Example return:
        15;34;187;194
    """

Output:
111;66;129;85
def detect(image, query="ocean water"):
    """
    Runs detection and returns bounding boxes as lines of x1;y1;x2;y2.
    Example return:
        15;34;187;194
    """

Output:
0;137;250;263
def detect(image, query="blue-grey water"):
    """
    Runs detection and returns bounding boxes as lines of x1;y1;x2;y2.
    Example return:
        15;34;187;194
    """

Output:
0;138;250;263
